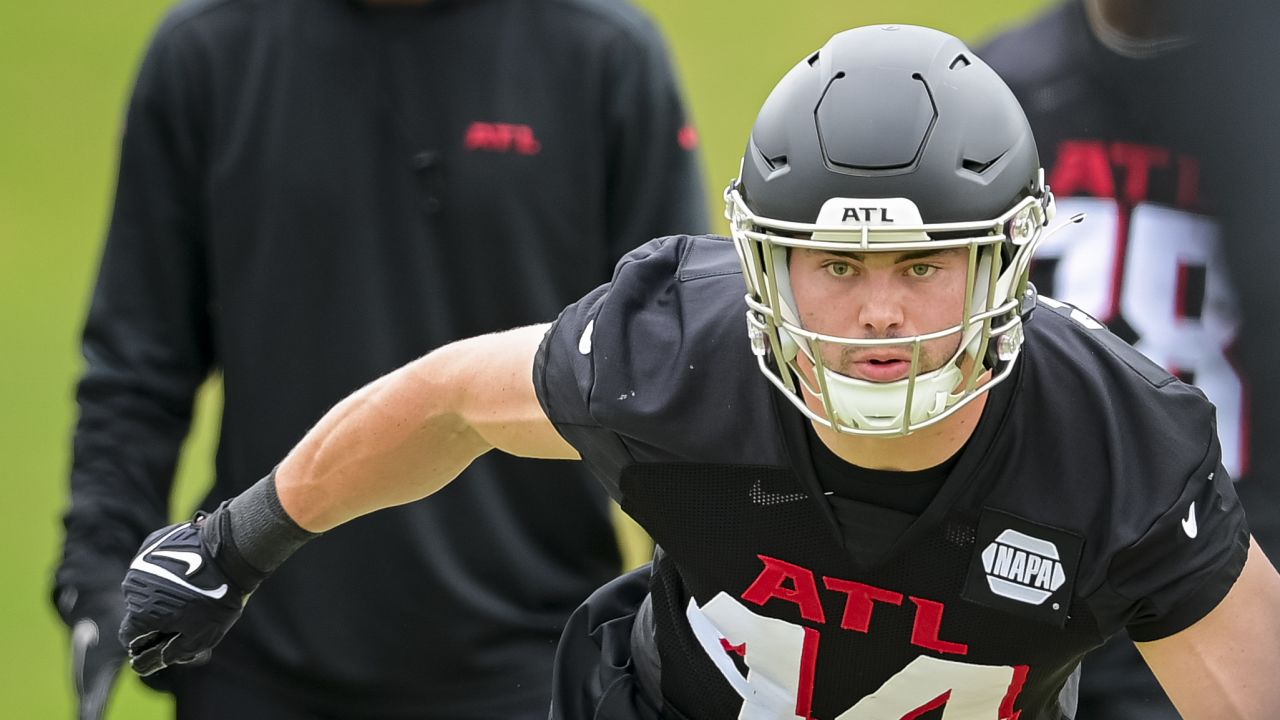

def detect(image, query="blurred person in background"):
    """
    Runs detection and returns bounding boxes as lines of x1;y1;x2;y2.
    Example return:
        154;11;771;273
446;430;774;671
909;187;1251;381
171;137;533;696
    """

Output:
51;0;706;718
981;0;1280;716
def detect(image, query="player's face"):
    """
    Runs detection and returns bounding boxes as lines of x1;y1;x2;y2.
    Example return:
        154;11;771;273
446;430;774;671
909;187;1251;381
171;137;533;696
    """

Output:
788;247;970;383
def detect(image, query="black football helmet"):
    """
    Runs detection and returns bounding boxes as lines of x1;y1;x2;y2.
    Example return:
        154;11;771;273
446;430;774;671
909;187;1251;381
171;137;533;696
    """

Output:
727;24;1056;436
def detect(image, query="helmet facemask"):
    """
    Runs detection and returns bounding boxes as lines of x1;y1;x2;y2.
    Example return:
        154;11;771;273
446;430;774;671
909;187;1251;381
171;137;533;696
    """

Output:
727;174;1055;437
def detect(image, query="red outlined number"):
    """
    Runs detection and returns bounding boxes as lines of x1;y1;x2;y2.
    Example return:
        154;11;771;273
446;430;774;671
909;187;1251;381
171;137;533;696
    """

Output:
687;593;1028;719
1035;199;1246;475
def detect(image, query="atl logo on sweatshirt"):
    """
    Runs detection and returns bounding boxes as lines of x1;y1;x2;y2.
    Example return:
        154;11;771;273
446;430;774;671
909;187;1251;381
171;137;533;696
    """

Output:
963;509;1083;627
464;121;541;155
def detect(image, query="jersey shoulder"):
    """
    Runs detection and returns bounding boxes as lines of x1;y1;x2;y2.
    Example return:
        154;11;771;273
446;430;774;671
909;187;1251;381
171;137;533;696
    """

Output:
537;235;782;466
538;0;671;53
1008;299;1246;639
977;1;1089;95
1014;297;1219;546
1023;296;1214;458
151;0;254;41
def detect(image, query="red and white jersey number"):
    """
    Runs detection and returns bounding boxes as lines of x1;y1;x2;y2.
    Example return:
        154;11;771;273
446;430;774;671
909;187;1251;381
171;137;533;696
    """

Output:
1034;198;1245;476
688;594;1028;720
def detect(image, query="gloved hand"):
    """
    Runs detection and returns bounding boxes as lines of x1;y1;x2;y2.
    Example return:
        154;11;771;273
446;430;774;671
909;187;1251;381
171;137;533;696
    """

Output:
118;507;267;677
55;584;126;720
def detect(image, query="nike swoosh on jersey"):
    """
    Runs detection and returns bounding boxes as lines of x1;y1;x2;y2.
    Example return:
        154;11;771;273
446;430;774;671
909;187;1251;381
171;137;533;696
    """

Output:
748;478;807;506
1182;502;1198;539
129;524;229;600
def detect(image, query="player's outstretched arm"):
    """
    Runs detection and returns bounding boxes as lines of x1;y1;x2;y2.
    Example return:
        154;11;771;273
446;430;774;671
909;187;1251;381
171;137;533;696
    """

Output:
1137;541;1280;719
118;324;574;675
276;322;576;531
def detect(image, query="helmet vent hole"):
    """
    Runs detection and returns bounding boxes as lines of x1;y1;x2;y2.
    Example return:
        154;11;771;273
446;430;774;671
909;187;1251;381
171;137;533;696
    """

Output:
760;151;789;172
807;51;820;66
949;54;972;70
962;151;1005;175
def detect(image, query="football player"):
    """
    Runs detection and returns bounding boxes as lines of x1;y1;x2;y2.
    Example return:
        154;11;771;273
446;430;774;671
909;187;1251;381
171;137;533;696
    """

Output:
117;25;1280;720
980;2;1280;717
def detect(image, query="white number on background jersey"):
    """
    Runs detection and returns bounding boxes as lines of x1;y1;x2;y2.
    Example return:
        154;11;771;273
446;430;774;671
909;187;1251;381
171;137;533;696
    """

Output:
1037;198;1244;476
688;594;1026;720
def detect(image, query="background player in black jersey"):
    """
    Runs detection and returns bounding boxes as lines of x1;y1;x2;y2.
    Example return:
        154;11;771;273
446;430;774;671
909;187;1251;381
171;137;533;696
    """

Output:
51;0;705;718
980;2;1280;717
114;24;1280;720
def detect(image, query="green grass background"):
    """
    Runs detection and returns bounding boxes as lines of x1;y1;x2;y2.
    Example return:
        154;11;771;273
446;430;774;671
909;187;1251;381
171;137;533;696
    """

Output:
0;0;1051;716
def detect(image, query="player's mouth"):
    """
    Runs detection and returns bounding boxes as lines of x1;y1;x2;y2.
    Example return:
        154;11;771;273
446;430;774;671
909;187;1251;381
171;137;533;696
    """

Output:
848;353;915;382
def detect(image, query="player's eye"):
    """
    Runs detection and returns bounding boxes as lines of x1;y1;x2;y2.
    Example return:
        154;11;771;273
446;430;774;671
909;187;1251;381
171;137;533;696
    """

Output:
825;261;853;278
907;263;937;278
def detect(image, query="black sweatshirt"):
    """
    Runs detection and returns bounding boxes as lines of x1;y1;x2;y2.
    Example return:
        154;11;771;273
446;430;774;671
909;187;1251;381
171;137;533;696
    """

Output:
55;0;707;714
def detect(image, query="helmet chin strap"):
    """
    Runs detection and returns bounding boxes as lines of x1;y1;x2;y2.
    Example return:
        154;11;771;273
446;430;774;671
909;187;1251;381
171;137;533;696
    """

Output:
770;245;998;433
818;359;965;431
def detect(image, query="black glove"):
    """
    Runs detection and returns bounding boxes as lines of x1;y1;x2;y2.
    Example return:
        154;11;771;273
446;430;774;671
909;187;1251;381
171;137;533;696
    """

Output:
118;506;267;677
55;584;126;720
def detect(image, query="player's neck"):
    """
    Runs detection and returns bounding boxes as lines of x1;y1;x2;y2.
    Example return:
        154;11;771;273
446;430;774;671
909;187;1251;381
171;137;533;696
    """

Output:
1087;0;1179;40
812;392;987;472
1084;0;1191;59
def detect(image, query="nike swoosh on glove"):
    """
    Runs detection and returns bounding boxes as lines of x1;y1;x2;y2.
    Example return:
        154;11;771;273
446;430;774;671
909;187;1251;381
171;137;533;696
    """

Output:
118;511;264;676
55;584;126;720
71;616;123;719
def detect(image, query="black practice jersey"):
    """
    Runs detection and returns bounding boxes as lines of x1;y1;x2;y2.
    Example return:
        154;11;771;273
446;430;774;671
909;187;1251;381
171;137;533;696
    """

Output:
535;235;1248;720
55;0;706;715
979;2;1280;558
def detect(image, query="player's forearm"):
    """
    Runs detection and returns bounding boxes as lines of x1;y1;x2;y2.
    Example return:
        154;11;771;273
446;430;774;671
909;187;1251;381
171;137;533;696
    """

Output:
274;348;493;532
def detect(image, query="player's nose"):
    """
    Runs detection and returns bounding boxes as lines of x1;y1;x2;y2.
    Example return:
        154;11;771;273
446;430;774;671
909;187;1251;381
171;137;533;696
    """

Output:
855;278;905;335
